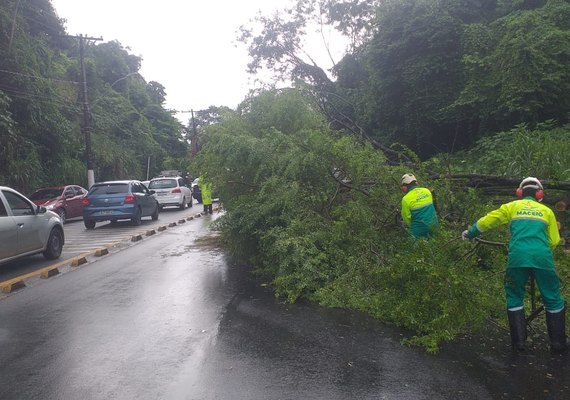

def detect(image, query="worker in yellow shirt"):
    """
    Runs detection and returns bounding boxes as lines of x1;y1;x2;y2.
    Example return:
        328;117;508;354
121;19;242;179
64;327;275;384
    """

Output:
400;173;439;239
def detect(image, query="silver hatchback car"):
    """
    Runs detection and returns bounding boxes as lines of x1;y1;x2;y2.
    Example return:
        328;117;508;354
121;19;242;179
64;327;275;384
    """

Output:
0;186;65;265
148;176;193;210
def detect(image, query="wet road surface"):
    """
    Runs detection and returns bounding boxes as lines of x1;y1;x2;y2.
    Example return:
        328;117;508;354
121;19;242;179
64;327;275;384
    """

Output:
0;213;568;399
0;206;200;281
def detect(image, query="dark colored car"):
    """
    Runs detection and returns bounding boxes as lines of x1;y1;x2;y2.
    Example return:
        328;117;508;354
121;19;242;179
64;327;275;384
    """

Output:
191;178;202;203
82;180;159;230
29;185;88;224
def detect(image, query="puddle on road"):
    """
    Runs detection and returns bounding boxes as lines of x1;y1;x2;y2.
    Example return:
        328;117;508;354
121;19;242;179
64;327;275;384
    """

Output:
161;234;223;259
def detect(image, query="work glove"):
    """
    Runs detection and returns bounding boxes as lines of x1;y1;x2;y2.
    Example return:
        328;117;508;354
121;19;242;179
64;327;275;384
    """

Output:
461;230;471;241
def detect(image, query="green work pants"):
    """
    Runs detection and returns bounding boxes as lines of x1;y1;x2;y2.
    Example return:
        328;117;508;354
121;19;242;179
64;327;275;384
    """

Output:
505;267;564;311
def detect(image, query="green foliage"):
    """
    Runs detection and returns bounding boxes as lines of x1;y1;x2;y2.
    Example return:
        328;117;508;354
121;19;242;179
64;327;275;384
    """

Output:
0;1;187;191
196;88;528;352
243;0;570;157
455;123;570;180
455;0;570;132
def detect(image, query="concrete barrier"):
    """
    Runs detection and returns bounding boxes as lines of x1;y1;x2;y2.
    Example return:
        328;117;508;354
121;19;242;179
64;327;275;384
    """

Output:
1;280;25;294
40;268;60;279
71;256;88;267
131;234;143;242
178;219;186;224
95;248;109;257
186;216;194;221
158;225;167;231
146;229;156;236
168;222;177;227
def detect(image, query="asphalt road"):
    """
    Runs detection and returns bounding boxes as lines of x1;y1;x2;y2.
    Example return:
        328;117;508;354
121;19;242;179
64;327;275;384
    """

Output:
0;204;202;282
0;212;568;399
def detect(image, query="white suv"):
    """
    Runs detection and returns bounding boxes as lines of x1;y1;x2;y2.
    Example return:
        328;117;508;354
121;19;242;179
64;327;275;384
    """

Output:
148;177;193;210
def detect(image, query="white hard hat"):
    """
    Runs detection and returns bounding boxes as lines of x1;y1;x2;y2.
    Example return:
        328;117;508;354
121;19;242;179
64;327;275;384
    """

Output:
401;173;417;186
519;177;543;190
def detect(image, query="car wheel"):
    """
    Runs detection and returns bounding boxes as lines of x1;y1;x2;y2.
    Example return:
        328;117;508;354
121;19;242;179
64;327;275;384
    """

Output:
151;204;159;221
57;208;67;224
179;197;186;211
43;228;63;260
188;197;192;207
131;207;142;226
84;219;96;230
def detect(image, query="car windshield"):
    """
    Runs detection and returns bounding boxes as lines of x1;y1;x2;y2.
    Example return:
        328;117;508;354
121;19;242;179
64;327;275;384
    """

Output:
89;183;129;195
149;179;177;189
29;188;63;200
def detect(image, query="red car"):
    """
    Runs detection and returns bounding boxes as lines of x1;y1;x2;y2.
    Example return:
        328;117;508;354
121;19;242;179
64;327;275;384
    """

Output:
29;185;88;224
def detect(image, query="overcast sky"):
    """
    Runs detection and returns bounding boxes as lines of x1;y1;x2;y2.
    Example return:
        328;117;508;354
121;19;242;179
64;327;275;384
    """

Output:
50;0;344;124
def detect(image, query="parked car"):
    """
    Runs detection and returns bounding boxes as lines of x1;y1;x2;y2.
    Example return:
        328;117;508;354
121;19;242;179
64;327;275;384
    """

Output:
82;180;159;229
0;186;64;265
148;176;193;210
29;185;88;224
191;178;218;204
191;178;202;203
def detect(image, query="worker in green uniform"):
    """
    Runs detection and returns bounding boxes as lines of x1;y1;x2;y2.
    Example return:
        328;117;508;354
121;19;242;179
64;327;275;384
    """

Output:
198;176;213;215
462;177;566;353
400;173;439;239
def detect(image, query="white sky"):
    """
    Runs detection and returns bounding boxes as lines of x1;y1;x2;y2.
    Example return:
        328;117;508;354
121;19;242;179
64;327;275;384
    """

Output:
50;0;345;124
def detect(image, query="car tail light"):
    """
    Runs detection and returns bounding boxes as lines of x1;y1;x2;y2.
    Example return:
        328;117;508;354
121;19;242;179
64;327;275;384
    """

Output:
82;198;90;206
171;188;181;193
124;194;136;203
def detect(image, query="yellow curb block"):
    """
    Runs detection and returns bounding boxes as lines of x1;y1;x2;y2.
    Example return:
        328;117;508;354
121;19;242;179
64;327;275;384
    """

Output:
178;219;186;224
0;256;82;292
95;248;109;257
1;280;25;294
158;225;167;231
40;268;60;279
186;217;194;221
146;229;156;236
131;234;143;242
71;256;88;267
168;222;177;227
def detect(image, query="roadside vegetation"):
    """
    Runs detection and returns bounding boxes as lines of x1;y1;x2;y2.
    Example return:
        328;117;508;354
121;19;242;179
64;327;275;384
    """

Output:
195;90;570;352
192;0;570;352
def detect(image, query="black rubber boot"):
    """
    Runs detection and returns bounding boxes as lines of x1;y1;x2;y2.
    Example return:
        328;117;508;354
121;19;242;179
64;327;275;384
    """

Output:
546;308;568;353
507;309;527;351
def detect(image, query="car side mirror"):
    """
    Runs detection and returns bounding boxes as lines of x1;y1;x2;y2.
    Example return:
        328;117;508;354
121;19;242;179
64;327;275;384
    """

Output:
37;205;47;214
149;190;156;195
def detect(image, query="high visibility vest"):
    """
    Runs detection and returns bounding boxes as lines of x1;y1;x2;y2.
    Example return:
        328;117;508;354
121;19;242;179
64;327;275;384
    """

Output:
401;186;439;238
468;197;560;270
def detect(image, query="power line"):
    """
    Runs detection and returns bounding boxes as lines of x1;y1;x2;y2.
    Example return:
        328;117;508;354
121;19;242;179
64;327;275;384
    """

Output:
0;69;80;84
0;85;79;108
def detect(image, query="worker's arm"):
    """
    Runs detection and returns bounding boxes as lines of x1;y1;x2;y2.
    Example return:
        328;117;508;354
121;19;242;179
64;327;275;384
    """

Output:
401;197;412;227
467;203;512;239
547;210;561;249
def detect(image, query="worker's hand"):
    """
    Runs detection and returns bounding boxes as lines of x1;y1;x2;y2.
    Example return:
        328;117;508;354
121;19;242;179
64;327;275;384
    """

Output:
461;230;471;241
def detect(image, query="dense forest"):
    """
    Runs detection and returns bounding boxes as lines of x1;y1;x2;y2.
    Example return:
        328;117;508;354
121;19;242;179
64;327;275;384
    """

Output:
1;0;569;351
0;0;189;192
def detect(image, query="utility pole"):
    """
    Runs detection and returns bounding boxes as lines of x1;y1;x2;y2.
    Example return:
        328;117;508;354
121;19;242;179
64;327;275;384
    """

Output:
178;109;200;159
67;34;103;188
190;109;199;159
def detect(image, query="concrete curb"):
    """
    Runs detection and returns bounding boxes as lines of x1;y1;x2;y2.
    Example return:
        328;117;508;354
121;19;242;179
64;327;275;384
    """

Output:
71;256;88;267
